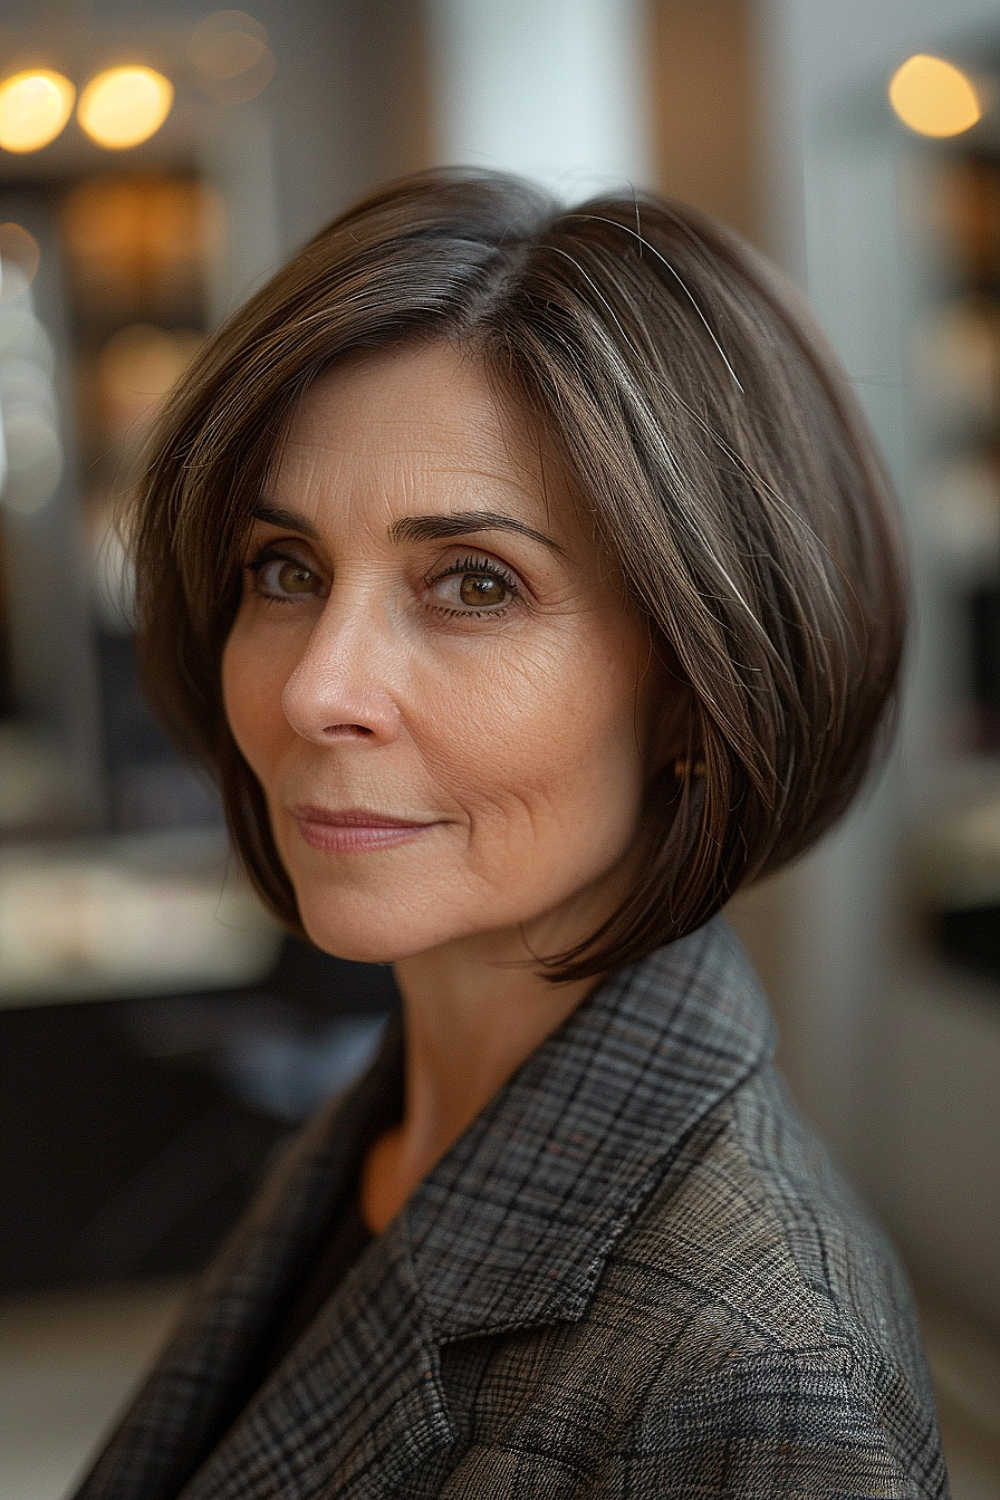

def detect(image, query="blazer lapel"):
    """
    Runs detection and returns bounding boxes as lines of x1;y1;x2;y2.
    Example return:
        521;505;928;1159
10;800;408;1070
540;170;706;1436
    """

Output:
177;1223;453;1500
72;1019;406;1500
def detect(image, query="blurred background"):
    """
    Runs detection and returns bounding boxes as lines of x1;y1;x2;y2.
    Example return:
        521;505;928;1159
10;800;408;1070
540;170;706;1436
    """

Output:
0;1;996;1496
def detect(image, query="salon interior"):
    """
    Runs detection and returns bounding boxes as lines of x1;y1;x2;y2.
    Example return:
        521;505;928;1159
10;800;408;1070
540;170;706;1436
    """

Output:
0;1;997;1495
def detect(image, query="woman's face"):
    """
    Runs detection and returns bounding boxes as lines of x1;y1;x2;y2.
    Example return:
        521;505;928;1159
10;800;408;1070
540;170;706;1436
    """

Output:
222;341;664;968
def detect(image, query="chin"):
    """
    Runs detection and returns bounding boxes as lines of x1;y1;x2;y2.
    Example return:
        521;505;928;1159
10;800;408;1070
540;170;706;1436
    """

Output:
294;895;447;967
299;921;417;966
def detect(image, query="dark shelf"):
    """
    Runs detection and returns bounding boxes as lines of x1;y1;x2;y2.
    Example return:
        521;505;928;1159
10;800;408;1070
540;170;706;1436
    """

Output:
0;941;399;1293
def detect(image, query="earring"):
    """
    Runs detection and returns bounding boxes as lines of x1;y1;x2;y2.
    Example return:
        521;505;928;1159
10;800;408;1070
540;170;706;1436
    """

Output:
673;757;706;778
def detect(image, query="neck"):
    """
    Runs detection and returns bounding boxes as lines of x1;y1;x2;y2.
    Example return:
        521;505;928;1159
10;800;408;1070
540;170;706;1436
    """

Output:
360;928;601;1232
397;937;598;1147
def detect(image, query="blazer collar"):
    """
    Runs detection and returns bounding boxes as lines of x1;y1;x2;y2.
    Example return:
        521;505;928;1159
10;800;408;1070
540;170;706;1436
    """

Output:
403;915;775;1340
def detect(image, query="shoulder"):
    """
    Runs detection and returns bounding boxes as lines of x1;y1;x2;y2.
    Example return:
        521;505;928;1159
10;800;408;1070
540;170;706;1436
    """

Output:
607;1070;942;1472
438;1067;948;1499
612;1064;932;1385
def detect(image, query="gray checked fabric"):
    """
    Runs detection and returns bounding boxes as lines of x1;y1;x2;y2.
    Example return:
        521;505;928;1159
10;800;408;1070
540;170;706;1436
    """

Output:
71;917;949;1499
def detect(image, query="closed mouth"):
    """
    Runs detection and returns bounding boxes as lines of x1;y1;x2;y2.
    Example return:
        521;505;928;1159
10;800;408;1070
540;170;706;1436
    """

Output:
290;804;437;829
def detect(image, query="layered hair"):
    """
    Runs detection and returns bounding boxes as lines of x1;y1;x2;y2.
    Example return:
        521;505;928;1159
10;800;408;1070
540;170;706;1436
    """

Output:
132;169;907;982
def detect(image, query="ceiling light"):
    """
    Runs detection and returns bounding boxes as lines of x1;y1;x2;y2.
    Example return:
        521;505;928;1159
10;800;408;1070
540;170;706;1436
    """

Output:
889;54;982;138
0;70;75;153
77;66;174;150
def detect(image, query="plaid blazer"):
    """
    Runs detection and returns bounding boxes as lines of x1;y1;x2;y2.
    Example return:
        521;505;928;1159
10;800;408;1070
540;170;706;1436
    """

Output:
72;918;948;1499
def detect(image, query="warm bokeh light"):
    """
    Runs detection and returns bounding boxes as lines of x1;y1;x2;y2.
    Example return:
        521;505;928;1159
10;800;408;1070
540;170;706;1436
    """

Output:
188;10;275;104
60;176;223;312
77;66;174;149
96;323;203;439
889;54;982;138
0;70;75;153
0;223;41;302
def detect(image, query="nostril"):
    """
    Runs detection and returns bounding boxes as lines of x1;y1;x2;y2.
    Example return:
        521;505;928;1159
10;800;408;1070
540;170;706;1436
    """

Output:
322;723;375;737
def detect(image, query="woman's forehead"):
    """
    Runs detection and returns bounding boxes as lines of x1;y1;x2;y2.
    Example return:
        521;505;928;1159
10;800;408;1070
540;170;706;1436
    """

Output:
269;341;580;544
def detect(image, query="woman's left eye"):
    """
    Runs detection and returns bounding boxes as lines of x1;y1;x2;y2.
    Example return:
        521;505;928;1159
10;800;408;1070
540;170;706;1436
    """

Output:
247;551;323;600
428;557;520;617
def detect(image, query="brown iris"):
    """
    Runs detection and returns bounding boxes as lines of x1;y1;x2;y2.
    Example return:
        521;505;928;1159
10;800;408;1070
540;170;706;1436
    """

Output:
278;560;316;594
459;573;506;607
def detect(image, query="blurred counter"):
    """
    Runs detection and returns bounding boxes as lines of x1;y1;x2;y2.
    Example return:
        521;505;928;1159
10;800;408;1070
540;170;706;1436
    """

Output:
0;828;282;1006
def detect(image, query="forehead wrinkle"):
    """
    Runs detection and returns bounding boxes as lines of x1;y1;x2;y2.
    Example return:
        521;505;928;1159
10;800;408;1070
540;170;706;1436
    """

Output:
425;453;554;511
286;414;535;504
375;432;569;547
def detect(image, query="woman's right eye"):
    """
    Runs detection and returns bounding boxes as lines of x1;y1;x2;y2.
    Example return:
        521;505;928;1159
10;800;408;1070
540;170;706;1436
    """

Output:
247;550;323;601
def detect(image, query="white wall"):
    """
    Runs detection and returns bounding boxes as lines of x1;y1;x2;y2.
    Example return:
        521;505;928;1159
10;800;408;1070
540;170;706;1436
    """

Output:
424;0;652;197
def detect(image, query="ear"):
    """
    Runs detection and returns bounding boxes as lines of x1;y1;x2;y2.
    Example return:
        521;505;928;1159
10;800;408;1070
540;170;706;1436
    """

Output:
639;639;698;777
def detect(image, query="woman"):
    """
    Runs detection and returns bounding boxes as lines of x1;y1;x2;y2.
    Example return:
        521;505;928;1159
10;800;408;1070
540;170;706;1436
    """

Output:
74;171;947;1499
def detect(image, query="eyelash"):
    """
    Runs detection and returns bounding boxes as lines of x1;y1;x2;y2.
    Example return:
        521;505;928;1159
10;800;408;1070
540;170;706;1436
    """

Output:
425;554;521;619
243;546;521;620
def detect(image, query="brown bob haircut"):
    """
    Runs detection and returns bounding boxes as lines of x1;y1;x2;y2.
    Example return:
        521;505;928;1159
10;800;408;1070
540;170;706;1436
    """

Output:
133;168;907;983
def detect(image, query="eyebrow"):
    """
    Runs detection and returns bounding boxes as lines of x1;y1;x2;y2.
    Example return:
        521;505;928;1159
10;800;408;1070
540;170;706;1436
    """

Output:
250;503;564;555
389;510;564;554
250;502;320;538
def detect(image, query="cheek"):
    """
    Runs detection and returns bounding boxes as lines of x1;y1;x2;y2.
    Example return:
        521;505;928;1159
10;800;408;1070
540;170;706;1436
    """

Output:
414;626;647;842
221;626;286;776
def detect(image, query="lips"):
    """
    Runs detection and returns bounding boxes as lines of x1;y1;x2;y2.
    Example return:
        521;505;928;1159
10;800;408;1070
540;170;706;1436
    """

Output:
289;804;439;853
291;805;435;829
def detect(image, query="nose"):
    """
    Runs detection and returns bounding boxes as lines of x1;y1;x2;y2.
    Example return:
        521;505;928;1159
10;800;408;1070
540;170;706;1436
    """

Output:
280;590;401;745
